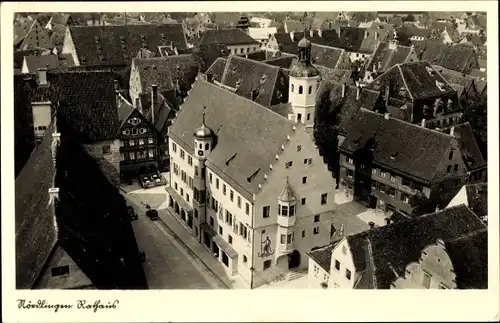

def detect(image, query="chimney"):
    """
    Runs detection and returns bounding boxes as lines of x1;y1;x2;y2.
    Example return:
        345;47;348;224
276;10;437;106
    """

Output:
372;62;377;73
375;31;379;40
368;221;375;229
310;29;314;38
48;187;60;203
364;30;368;39
251;88;258;101
341;83;346;98
37;68;48;85
450;126;455;137
329;21;332;29
151;84;158;123
421;118;426;127
384;112;390;119
290;31;294;41
318;29;322;37
170;41;175;49
356;85;361;100
385;217;391;225
206;73;213;83
378;61;382;70
135;97;142;114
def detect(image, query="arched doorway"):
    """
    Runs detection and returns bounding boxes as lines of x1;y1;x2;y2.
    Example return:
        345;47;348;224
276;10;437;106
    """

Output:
288;250;301;269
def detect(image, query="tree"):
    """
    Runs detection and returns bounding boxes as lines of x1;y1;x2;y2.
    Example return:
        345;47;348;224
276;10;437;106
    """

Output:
402;14;416;22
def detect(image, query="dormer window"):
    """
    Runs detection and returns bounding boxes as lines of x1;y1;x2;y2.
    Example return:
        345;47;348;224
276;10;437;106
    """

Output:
426;66;435;76
436;80;446;91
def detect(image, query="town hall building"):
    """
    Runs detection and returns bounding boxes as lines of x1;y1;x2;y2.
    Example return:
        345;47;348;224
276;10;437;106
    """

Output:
165;35;338;288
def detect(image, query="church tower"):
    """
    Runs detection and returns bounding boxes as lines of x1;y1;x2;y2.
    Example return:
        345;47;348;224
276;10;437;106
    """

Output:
288;31;319;126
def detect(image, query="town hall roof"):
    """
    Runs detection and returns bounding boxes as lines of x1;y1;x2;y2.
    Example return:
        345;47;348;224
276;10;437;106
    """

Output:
168;80;295;200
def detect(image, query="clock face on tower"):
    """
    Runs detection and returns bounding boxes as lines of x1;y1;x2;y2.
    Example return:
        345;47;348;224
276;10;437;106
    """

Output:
198;150;204;156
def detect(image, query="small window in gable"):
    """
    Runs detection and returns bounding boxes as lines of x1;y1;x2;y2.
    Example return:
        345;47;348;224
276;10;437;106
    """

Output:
299;86;303;94
51;265;70;277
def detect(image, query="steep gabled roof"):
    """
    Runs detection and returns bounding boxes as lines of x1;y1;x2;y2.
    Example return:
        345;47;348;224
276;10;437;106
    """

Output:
348;204;486;289
23;54;76;73
417;43;478;73
340;108;455;183
168;80;295;200
205;57;227;83
15;122;58;289
310;43;345;69
20;70;120;143
213;55;289;107
366;42;413;72
465;183;488;217
318;82;381;136
367;61;455;101
444;122;486;172
68;24;187;66
199;29;260;46
133;54;199;94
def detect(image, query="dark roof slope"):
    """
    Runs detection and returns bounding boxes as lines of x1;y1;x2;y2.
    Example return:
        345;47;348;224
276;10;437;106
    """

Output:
168;80;294;200
445;228;488;289
191;43;230;73
217;55;288;107
199;29;260;46
318;82;381;135
416;43;478;73
465;183;487;218
205;57;227;83
307;244;336;272
366;42;413;72
15;123;58;289
68;24;187;65
310;44;344;69
52;132;148;289
340;108;455;183
447;122;486;172
23;54;75;72
367;61;455;101
349;204;486;289
133;54;199;93
22;70;120;143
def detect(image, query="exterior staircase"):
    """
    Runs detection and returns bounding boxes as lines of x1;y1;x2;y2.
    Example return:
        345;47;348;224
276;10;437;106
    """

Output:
287;267;308;281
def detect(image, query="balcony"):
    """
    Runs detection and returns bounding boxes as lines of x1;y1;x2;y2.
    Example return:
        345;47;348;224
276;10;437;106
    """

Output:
277;214;296;227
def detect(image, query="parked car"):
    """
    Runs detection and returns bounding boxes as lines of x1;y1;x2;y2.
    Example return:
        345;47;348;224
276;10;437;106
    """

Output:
146;209;159;221
139;174;155;189
128;206;138;221
150;172;167;186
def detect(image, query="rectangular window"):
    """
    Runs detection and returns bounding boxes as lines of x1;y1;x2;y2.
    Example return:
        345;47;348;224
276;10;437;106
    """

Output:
186;194;190;202
245;203;250;215
280;234;286;244
219;226;223;235
237;196;241;208
301;198;306;205
180;149;185;159
381;171;387;177
148;137;154;144
335;260;340;271
188;177;193;188
195;166;199;177
102;145;111;154
51;265;70;277
180;188;184;196
210;216;214;227
174;182;178;190
313;227;319;234
188;156;193;166
321;193;328;205
129;139;135;146
216;178;219;189
401;178;411;187
285;161;293;169
263;206;270;218
281;205;288;216
302;176;307;184
390;175;396;181
148;149;154;158
287;233;293;244
129;152;135;160
263;260;271;270
388;187;396;197
289;205;295;216
346;269;352;280
201;168;206;180
230;190;234;202
346;157;353;164
347;169;354;178
302;230;305;238
314;215;320;222
423;271;432;288
139;138;144;146
297;145;302;151
228;235;233;244
360;163;366;169
209;172;212;183
223;184;227;195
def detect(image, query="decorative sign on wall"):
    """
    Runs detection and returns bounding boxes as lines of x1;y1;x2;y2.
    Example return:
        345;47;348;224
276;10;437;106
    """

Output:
258;235;274;258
